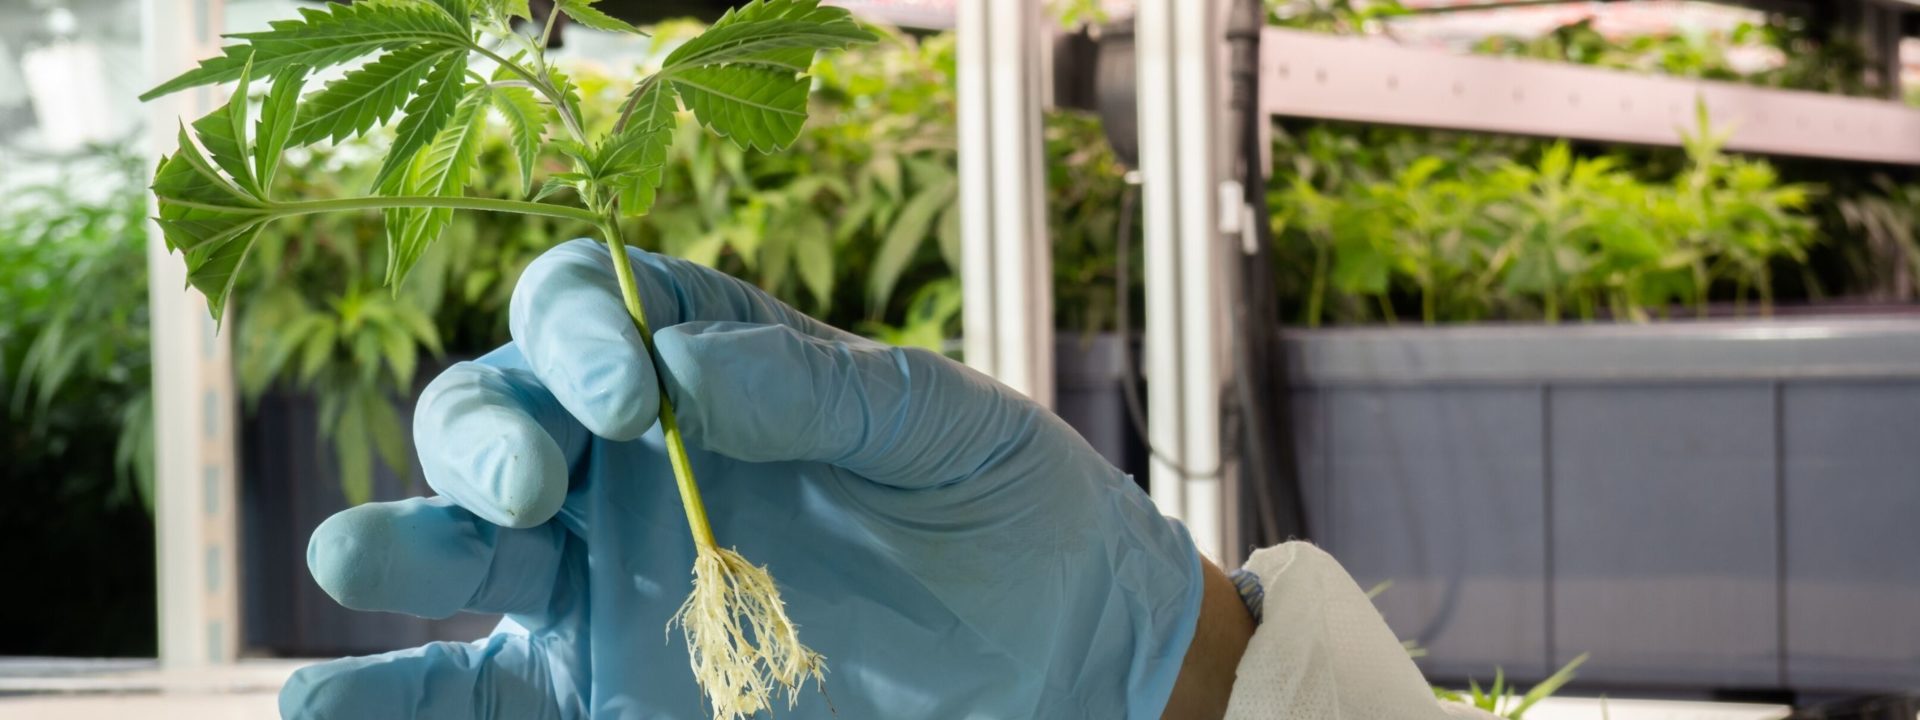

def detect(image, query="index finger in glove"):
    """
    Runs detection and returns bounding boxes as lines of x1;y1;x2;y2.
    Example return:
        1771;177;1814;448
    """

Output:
508;238;855;443
415;344;588;530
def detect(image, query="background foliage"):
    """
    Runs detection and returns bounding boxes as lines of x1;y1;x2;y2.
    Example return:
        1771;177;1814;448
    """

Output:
0;147;156;655
1263;0;1916;325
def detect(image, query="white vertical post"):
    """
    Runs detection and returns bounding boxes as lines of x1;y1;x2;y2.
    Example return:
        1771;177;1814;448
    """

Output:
957;0;1054;407
143;0;241;666
1137;0;1229;561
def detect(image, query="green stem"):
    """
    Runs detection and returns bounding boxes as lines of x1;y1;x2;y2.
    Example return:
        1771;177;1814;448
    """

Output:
598;217;718;551
471;44;587;144
1306;239;1328;328
1423;235;1438;325
273;195;602;224
538;4;561;50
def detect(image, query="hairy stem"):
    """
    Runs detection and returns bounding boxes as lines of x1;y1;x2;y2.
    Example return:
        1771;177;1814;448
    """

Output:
598;217;718;550
273;195;602;223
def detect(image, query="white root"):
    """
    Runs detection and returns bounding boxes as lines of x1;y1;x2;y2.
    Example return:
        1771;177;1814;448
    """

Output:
672;546;826;720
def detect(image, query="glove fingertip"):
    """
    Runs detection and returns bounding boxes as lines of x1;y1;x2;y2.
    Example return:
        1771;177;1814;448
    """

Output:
512;239;662;443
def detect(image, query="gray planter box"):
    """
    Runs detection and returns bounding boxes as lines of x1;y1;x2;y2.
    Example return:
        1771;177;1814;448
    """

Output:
1283;317;1920;693
1054;333;1150;483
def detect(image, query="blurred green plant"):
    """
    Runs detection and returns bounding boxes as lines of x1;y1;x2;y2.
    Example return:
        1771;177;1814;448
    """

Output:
1047;109;1135;337
1262;5;1898;323
1273;107;1816;326
1266;0;1409;34
1433;653;1590;720
1475;16;1879;98
1837;177;1920;301
1;146;154;511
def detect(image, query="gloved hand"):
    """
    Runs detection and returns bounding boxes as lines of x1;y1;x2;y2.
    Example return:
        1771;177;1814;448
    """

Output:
279;239;1204;719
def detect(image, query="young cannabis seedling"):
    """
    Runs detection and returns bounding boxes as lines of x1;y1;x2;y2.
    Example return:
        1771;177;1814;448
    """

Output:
141;1;872;716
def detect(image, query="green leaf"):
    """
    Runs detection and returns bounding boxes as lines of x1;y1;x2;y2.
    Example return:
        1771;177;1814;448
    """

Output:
759;215;791;292
427;0;473;26
868;177;953;311
297;322;338;384
935;200;961;273
141;0;471;101
662;0;874;71
603;0;872;197
546;65;586;127
608;78;677;216
153;127;263;215
534;173;588;202
373;52;469;190
669;65;809;152
254;63;309;189
152;125;275;318
793;214;833;309
288;45;453;147
488;84;550;195
613;134;672;216
618;77;678;136
334;392;374;506
373;319;419;387
183;222;267;320
556;0;641;34
504;0;531;20
386;88;490;287
188;55;260;196
363;388;410;480
1508;653;1587;719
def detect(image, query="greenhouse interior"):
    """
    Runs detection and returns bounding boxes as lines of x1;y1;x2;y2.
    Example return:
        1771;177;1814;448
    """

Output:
3;0;1920;717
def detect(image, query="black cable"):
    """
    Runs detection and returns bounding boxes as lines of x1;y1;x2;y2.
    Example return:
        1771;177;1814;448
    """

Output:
1228;0;1306;546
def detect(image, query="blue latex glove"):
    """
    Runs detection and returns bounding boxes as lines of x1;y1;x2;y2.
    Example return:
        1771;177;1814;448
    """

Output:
280;239;1203;719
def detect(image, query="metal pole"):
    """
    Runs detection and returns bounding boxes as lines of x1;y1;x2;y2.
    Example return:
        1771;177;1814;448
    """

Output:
142;0;240;667
958;0;1054;407
1138;0;1230;560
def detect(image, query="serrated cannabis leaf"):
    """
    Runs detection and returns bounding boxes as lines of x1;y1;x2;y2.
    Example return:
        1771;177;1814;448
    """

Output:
546;65;586;127
386;88;491;287
610;79;677;216
140;1;472;100
534;173;588;202
597;3;868;215
254;63;309;189
373;52;470;190
183;223;267;319
489;84;550;195
153;123;271;319
670;65;808;153
662;0;872;70
188;55;260;197
288;45;453;147
556;0;642;34
428;0;474;27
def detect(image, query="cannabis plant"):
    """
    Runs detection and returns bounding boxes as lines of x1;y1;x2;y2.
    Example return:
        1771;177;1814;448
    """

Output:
140;1;873;717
